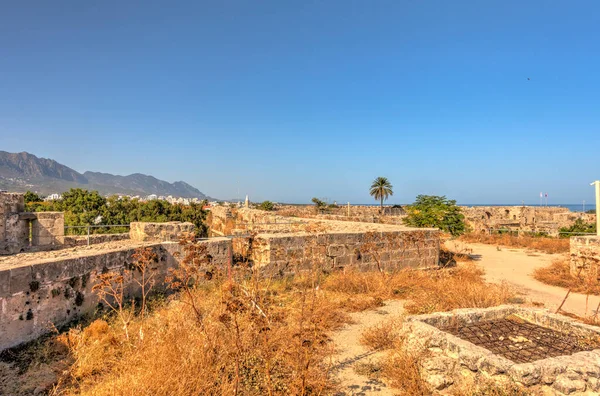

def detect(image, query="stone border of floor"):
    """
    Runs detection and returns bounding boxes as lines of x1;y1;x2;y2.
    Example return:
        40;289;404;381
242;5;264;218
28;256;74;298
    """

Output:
404;306;600;395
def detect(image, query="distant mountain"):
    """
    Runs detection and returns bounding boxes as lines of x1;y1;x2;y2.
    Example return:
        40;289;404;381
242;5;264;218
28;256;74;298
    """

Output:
0;151;213;199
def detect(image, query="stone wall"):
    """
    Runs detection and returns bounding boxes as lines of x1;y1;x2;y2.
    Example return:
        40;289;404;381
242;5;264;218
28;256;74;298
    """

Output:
0;193;28;254
276;204;406;218
64;233;131;247
130;221;196;242
406;306;600;394
1;193;66;254
462;206;596;236
270;204;596;237
209;207;440;272
207;207;308;237
31;212;64;246
250;229;439;275
570;236;600;277
0;237;231;350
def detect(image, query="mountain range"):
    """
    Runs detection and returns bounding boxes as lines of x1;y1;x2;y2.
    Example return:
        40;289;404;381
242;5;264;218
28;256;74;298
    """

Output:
0;151;213;199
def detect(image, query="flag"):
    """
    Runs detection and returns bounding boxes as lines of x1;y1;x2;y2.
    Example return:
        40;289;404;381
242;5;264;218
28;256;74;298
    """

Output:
540;192;543;198
545;193;548;198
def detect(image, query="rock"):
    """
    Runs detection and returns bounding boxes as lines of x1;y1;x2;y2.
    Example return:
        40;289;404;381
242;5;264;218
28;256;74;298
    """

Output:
459;347;486;371
509;363;542;386
422;356;456;374
539;358;567;384
425;374;454;390
588;377;600;392
552;374;586;394
478;355;512;376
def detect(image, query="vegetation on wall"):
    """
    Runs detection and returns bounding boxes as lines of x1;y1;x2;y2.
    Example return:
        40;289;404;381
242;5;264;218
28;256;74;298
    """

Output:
403;195;466;236
559;218;597;238
25;188;208;236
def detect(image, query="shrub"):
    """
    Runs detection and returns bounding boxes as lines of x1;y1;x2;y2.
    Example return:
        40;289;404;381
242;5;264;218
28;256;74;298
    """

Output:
257;200;275;211
403;195;466;236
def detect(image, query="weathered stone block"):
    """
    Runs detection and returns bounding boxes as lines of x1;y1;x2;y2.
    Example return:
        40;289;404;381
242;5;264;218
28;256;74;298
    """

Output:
130;222;195;242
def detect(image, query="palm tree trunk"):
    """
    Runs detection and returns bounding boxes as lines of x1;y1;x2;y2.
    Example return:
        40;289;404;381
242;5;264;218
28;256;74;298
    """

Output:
380;196;383;214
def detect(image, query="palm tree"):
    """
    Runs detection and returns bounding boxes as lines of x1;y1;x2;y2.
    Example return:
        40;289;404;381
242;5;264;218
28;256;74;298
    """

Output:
370;177;394;213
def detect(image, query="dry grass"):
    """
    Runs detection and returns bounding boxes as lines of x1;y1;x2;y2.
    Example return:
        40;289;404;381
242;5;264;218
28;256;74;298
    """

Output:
459;232;569;254
3;259;516;395
379;338;430;395
533;258;600;296
51;275;345;396
359;319;401;350
322;263;515;315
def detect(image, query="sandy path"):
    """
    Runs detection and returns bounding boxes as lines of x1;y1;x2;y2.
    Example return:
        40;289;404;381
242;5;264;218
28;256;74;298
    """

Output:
331;300;405;396
449;241;600;318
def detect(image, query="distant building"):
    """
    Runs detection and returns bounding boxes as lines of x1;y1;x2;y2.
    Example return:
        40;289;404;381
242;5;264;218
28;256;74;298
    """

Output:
44;193;62;201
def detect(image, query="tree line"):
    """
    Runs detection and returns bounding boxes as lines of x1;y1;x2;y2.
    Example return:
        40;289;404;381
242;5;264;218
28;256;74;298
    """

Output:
25;189;208;236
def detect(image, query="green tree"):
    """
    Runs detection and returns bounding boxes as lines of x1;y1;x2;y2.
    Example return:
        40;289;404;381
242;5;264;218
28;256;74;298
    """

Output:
258;201;275;211
403;195;466;236
369;177;393;213
30;188;208;236
311;197;327;213
23;191;41;204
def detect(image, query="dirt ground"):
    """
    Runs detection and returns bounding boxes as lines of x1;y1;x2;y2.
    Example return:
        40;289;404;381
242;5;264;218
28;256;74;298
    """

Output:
331;300;405;395
447;240;600;318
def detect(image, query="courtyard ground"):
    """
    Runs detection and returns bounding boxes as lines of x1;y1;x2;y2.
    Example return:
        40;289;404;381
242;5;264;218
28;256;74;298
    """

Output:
448;240;600;318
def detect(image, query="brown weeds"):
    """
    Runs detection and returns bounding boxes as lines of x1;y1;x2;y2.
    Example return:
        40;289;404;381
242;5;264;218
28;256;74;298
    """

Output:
322;264;515;315
360;319;401;350
460;233;569;254
533;258;600;296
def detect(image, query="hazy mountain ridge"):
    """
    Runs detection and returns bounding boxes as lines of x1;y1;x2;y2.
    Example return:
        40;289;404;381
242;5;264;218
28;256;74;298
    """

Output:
0;151;212;199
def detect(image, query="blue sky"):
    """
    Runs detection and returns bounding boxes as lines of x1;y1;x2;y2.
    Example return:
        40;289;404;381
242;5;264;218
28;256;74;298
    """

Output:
1;1;599;204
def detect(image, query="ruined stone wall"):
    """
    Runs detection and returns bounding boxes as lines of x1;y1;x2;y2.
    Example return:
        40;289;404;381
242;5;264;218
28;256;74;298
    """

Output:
1;193;66;254
209;207;440;272
130;221;196;242
0;193;28;254
64;233;131;247
207;207;308;236
31;212;64;246
0;237;231;350
250;229;439;275
276;204;405;218
461;206;595;236
570;236;600;277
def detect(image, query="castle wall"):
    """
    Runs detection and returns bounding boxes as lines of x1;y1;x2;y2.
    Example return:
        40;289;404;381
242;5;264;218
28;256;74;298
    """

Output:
1;193;66;254
0;237;231;350
251;229;440;276
208;207;440;273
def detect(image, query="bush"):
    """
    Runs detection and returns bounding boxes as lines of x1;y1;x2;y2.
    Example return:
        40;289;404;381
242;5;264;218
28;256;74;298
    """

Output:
257;200;275;211
559;218;596;238
23;191;42;204
403;195;466;236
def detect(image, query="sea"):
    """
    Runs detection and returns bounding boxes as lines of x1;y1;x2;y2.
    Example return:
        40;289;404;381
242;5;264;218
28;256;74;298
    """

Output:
460;204;596;213
354;203;596;213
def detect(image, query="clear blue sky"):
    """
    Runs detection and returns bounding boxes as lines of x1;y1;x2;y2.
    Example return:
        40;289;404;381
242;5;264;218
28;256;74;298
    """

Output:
1;1;599;204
